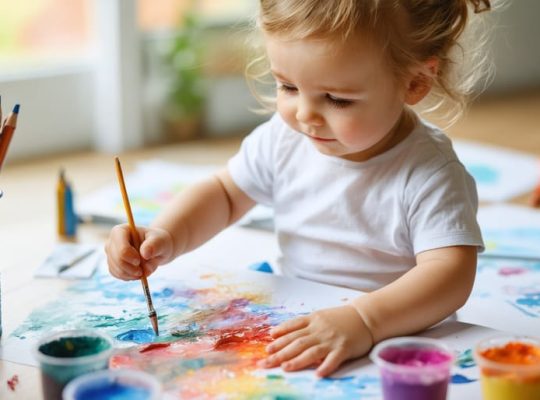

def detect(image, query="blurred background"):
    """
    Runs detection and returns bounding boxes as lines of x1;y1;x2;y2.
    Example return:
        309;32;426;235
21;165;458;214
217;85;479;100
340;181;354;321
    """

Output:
0;0;539;160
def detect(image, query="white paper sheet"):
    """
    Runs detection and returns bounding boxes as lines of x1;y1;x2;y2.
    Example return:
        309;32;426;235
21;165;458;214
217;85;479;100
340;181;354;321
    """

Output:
478;204;540;259
454;140;540;202
77;159;273;229
33;243;101;279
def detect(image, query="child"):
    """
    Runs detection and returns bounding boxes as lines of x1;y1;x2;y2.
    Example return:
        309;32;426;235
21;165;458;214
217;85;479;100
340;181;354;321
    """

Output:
106;0;494;377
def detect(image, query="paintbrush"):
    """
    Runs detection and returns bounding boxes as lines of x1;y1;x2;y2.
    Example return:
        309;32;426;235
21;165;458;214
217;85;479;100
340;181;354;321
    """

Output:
114;156;159;336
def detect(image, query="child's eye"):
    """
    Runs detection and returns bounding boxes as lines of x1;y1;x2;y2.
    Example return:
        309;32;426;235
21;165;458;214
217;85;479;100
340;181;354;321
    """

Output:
326;94;353;109
278;84;298;93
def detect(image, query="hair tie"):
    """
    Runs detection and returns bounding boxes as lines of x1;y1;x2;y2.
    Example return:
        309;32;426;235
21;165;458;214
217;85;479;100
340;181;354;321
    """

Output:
470;0;491;13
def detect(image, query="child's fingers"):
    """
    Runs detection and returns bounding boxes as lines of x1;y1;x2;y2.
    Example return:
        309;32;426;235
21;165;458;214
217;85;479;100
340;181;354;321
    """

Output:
107;253;142;280
316;349;347;378
281;344;328;372
118;245;141;266
139;238;160;260
270;316;309;338
106;225;140;263
139;229;172;261
266;328;307;354
142;261;158;276
261;334;317;368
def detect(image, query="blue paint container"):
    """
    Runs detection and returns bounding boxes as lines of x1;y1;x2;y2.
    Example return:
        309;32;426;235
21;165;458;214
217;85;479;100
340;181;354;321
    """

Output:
63;369;161;400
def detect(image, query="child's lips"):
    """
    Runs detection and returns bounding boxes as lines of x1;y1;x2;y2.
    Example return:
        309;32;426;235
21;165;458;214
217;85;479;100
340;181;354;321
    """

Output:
303;132;336;142
310;136;336;142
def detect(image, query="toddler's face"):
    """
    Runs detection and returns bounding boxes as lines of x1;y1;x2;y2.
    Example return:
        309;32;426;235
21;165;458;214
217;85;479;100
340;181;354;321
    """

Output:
266;32;410;161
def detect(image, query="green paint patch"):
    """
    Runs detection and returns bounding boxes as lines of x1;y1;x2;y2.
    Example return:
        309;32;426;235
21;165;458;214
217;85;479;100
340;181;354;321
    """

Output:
266;374;285;380
171;327;203;341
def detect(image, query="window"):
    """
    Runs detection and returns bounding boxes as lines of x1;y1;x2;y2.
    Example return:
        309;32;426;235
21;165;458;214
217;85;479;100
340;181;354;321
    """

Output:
137;0;256;31
0;0;94;74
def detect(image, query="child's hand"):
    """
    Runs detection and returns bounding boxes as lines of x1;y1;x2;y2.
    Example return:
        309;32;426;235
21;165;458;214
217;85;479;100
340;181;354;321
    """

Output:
259;305;373;377
105;224;174;281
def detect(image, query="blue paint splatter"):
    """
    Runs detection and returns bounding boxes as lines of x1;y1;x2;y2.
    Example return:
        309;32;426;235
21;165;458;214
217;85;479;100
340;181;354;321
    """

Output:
152;288;174;298
467;164;499;184
516;292;540;308
451;374;477;384
507;300;538;317
116;329;156;344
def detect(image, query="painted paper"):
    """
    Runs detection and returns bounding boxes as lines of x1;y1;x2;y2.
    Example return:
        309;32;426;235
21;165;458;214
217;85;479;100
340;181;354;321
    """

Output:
453;140;540;202
76;160;273;229
458;256;540;336
3;262;496;399
478;204;540;259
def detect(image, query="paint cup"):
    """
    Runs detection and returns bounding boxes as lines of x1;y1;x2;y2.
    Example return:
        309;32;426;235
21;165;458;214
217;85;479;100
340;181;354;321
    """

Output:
474;335;540;400
62;369;161;400
370;337;454;400
34;329;114;400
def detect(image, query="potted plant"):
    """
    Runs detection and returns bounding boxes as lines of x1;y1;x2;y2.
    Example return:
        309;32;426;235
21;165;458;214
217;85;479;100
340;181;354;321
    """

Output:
162;11;206;141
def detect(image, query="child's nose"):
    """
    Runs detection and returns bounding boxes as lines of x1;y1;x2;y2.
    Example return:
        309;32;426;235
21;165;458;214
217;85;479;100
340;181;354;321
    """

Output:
296;97;323;126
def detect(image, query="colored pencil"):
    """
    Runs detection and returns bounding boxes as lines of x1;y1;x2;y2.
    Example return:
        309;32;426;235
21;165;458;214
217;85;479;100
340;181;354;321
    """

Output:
114;156;159;335
0;104;20;170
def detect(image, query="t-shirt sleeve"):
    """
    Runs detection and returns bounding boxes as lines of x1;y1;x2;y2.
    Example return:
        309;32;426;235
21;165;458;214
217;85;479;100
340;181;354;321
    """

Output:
407;161;484;254
227;114;279;206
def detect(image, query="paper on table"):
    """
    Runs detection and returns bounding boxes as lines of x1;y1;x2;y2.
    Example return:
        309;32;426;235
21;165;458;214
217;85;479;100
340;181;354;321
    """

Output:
34;243;101;279
77;159;274;230
2;258;504;400
454;140;540;202
478;204;540;259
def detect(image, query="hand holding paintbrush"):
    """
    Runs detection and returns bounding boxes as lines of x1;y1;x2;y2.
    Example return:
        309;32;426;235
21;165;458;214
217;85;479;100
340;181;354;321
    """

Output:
114;157;160;335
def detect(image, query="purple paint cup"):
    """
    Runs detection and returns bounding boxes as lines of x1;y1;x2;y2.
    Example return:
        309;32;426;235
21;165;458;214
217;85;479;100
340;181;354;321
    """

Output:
370;337;454;400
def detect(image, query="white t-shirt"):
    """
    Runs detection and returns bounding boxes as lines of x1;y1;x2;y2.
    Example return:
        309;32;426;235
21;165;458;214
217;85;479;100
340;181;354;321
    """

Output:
228;113;484;291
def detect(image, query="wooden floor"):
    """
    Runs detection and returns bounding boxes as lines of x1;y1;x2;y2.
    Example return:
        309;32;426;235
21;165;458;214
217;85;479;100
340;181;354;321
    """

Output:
0;90;539;398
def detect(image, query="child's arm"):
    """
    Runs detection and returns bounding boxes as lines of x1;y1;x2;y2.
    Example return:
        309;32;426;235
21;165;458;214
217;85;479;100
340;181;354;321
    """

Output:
262;245;476;377
106;168;256;280
352;245;477;343
151;168;256;257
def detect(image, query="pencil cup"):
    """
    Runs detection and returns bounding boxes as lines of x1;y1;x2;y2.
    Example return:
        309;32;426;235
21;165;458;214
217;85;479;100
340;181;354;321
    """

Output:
34;329;114;400
474;335;540;400
370;337;454;400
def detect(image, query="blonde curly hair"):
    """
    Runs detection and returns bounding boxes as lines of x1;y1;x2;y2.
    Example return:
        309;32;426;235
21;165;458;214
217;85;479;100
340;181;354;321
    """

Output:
246;0;497;126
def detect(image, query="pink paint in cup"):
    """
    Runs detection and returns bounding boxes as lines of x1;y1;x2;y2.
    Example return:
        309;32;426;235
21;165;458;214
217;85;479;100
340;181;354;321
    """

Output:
370;337;454;400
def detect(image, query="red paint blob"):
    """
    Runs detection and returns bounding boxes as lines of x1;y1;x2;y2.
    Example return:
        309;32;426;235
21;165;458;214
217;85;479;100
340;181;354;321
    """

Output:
139;343;171;353
7;374;19;391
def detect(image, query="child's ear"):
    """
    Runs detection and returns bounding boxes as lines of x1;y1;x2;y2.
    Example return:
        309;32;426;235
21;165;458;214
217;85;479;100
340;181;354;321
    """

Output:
404;58;439;106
